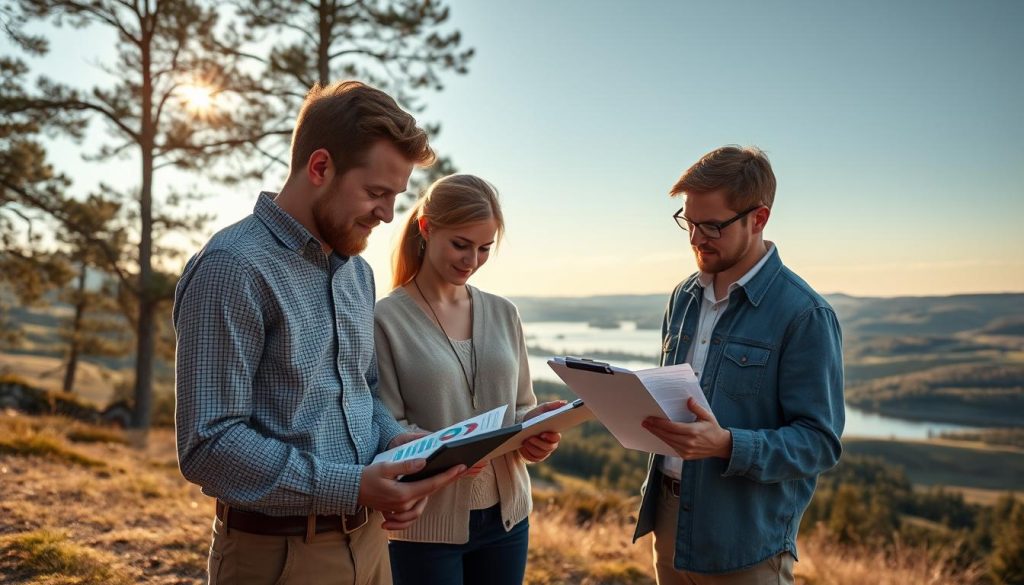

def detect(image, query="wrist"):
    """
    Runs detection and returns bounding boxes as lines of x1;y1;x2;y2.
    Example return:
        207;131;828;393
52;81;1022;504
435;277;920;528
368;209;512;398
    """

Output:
718;429;733;459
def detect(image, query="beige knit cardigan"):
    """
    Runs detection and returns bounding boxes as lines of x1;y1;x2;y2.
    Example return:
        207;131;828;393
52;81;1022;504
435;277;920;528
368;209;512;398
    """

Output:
373;285;536;544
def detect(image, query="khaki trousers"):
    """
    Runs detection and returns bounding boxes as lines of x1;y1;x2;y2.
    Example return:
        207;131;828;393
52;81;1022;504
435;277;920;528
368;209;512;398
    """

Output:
652;486;795;585
207;513;391;585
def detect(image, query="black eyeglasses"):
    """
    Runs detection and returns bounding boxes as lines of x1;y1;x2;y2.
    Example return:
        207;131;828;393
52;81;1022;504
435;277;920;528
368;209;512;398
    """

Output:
673;206;760;239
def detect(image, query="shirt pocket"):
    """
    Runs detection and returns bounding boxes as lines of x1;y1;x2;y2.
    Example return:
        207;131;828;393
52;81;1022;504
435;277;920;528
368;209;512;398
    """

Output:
716;341;771;399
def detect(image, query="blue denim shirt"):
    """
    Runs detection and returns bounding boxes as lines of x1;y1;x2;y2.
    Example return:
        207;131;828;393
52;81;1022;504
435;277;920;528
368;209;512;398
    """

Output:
632;247;845;574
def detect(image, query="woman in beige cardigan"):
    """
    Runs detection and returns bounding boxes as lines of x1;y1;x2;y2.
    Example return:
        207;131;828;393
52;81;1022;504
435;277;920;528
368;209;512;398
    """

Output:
374;174;563;585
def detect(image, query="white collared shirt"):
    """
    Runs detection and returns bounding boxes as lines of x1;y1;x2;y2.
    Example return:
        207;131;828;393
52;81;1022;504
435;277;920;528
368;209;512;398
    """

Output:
660;242;776;480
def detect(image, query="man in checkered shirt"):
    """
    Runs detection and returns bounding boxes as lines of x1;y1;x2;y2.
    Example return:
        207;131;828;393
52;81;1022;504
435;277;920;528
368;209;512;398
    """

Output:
174;81;465;585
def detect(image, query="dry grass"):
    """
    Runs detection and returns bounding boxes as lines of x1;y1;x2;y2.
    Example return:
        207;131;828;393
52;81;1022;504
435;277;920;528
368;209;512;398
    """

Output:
527;485;986;585
66;420;129;445
528;488;654;585
913;484;1022;507
0;530;131;585
0;412;994;584
795;528;985;585
0;412;210;584
0;418;105;469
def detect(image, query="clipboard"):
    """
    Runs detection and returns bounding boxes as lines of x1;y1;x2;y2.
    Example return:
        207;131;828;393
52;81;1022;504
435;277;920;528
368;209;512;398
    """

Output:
483;399;594;460
548;357;710;456
398;399;594;482
399;426;520;482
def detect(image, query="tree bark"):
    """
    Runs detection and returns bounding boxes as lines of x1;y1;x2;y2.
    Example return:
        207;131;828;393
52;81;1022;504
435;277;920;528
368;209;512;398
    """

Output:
131;18;157;432
62;262;87;394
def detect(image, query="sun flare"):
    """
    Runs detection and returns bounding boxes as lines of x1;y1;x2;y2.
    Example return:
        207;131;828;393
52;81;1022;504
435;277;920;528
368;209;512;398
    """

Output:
178;83;218;115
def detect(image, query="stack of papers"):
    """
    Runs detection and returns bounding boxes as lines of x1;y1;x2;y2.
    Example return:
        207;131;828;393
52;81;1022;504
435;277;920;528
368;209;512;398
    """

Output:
548;357;711;457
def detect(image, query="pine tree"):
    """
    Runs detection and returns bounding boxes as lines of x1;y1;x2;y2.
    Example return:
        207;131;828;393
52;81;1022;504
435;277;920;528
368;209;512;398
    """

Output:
56;195;131;393
990;495;1024;585
226;0;474;195
0;56;77;347
5;0;277;430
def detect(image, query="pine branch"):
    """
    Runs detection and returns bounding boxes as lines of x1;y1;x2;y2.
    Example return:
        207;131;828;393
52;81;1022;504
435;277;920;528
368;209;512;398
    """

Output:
0;179;135;292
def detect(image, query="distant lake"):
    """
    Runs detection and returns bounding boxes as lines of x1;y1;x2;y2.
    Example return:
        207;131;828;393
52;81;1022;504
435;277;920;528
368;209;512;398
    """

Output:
523;320;974;440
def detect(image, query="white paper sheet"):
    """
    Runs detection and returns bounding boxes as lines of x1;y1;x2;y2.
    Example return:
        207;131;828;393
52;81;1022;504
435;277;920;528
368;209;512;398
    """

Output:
547;358;710;457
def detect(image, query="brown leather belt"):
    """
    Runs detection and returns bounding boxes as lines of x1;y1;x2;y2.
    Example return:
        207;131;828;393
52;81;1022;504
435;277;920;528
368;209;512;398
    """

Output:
215;500;370;542
660;474;681;498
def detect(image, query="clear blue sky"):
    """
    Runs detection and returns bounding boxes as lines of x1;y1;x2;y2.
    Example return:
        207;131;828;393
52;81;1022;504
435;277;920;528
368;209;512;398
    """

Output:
9;0;1024;297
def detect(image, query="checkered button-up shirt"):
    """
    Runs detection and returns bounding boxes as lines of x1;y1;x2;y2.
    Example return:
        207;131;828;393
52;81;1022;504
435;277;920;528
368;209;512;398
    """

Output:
173;192;404;516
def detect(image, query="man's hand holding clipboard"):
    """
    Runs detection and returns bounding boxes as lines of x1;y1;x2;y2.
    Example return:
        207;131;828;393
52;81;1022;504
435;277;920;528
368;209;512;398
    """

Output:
547;357;712;457
642;397;731;461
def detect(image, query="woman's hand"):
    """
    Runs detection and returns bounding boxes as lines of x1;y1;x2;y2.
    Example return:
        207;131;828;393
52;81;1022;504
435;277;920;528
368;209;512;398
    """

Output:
518;400;567;463
461;460;489;478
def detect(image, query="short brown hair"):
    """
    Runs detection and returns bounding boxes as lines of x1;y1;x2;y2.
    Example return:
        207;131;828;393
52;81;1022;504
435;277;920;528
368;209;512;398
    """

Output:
289;80;436;176
669;146;776;210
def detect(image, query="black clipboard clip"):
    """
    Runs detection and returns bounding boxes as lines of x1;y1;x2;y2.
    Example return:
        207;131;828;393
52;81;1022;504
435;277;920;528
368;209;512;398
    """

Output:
565;356;613;374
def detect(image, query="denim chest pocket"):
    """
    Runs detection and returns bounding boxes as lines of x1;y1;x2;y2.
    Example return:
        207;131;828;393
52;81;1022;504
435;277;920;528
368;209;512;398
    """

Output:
716;341;772;399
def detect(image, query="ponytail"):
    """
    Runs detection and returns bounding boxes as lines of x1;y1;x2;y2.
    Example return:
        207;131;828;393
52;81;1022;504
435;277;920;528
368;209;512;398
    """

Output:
392;197;427;289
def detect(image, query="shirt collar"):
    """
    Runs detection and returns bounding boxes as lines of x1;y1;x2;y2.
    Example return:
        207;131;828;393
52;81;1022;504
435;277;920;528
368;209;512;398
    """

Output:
253;191;319;253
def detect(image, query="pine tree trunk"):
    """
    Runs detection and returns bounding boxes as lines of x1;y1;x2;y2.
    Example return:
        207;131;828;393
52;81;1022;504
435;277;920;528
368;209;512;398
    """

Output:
131;28;156;433
61;263;87;393
317;0;330;84
131;148;156;431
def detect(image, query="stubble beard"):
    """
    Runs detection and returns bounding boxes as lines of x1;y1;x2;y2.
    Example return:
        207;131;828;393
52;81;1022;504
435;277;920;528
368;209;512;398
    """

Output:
312;196;371;257
693;232;751;275
695;250;734;273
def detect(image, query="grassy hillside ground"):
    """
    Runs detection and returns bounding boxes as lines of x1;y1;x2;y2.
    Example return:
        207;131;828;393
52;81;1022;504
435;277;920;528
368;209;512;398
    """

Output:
0;415;207;584
0;413;985;585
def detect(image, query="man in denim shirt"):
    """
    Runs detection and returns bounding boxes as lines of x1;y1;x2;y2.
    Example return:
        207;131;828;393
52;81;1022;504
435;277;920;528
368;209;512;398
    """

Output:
634;146;845;584
174;81;465;585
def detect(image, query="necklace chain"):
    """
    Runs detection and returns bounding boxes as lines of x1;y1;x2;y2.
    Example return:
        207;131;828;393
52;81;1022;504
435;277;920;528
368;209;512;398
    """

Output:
413;277;478;405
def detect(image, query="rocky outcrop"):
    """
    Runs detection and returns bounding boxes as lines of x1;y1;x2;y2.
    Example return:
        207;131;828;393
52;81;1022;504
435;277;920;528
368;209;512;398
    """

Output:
0;379;125;426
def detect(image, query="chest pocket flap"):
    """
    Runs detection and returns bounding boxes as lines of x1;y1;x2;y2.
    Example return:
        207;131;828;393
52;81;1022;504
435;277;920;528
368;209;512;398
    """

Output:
723;342;770;368
717;341;772;399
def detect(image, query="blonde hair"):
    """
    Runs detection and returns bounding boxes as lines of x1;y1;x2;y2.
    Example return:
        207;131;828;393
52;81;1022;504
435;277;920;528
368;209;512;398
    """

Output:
392;174;505;289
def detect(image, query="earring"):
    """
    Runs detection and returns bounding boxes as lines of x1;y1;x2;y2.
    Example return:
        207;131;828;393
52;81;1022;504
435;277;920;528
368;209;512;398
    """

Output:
418;239;425;256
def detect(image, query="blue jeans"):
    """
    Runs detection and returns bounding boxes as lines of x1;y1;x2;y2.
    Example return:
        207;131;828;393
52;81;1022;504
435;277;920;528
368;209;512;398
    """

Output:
389;504;529;585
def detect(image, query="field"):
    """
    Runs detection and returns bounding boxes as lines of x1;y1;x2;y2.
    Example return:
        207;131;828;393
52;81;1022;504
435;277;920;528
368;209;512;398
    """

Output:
0;413;987;585
2;292;1022;583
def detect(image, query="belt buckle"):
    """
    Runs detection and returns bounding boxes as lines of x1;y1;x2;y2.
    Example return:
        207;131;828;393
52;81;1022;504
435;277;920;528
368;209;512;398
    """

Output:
342;506;368;534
